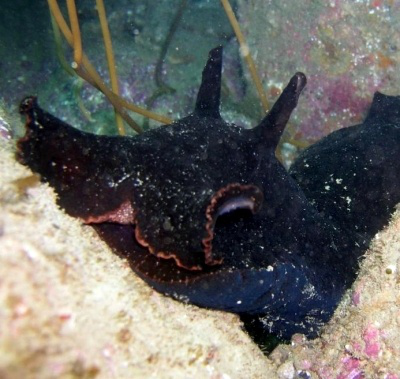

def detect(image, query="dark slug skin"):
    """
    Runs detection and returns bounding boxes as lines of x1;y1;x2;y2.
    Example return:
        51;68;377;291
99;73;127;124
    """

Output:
17;47;400;339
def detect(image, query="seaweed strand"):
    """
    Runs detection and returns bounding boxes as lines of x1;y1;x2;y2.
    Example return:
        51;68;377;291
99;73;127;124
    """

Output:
65;0;129;134
50;13;75;77
66;0;82;67
95;0;125;135
144;0;187;127
47;0;173;134
50;13;94;123
48;0;142;133
220;0;270;113
155;0;187;90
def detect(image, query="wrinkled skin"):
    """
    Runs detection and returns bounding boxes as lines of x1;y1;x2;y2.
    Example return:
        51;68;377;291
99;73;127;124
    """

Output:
17;47;400;339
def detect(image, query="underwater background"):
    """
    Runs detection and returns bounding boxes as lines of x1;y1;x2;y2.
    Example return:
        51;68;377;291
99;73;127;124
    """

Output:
2;0;400;143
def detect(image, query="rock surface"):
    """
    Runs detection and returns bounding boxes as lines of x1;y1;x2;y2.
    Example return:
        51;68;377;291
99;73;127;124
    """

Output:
237;0;400;143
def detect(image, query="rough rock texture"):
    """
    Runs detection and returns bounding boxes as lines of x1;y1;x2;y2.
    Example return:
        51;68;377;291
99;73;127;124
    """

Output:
237;1;400;143
0;139;274;379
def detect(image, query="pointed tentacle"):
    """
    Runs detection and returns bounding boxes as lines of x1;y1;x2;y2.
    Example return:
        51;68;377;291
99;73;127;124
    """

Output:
194;46;223;118
254;72;307;148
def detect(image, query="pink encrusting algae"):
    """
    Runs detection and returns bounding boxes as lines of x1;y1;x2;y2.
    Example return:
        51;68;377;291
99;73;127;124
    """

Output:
239;0;400;143
363;325;381;359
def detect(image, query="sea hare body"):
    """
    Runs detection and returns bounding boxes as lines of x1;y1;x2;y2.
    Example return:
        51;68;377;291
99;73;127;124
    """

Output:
17;47;400;339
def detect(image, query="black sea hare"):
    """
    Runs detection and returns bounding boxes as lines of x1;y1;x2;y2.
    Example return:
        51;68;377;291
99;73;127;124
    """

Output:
17;47;400;339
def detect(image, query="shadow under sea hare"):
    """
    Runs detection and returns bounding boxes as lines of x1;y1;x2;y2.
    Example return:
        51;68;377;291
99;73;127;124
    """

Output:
16;46;400;339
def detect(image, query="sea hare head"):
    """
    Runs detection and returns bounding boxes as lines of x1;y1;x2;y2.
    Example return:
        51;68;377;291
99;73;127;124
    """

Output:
17;47;307;271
